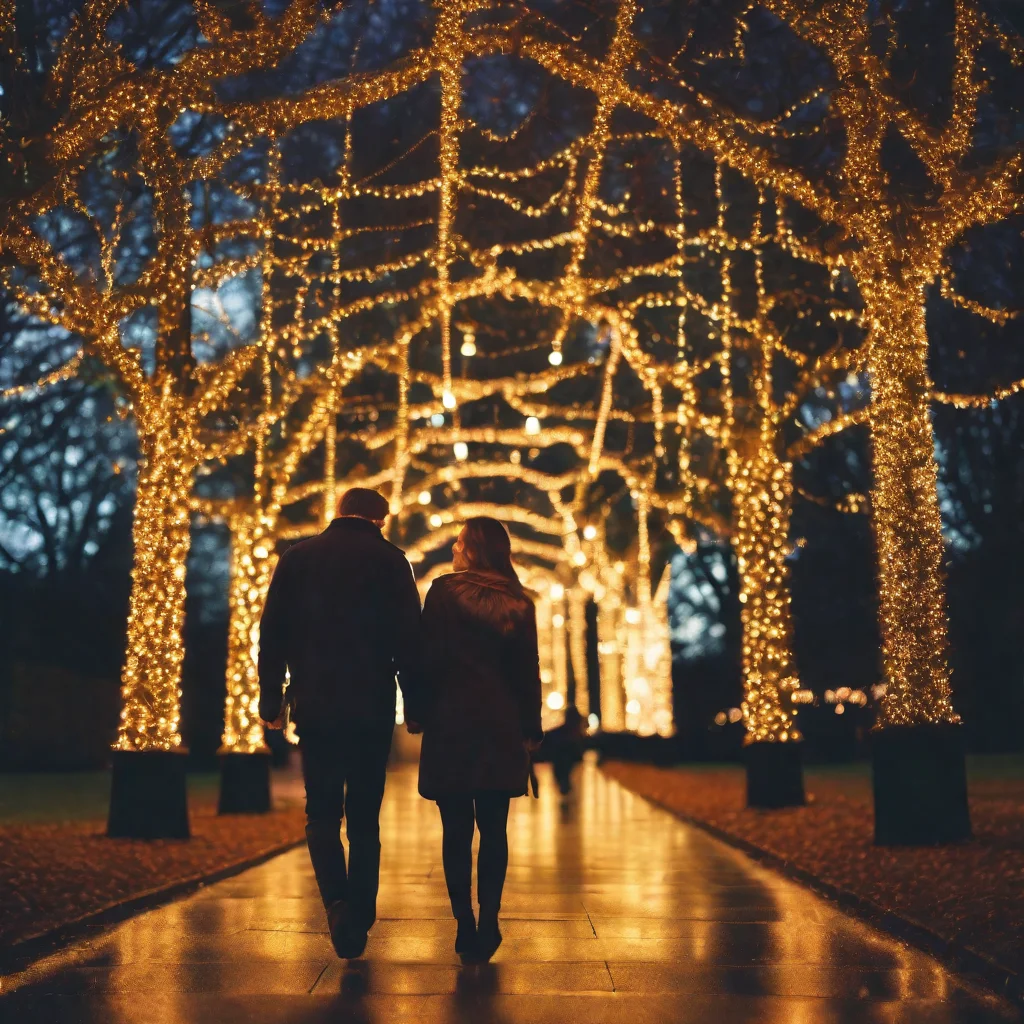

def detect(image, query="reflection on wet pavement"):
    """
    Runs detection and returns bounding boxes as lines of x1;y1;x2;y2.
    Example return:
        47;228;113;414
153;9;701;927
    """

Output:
1;761;1018;1023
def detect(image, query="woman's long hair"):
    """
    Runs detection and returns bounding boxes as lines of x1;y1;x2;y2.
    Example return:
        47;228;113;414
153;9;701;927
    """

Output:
460;517;520;583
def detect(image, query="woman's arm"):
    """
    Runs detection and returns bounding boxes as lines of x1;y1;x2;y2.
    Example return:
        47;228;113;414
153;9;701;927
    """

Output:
515;604;544;742
405;581;445;726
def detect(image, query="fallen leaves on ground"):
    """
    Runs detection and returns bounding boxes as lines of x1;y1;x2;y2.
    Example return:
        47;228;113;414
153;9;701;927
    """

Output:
0;799;306;949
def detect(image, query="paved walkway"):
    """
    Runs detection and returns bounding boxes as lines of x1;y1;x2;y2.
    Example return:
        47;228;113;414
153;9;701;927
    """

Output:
1;761;1018;1023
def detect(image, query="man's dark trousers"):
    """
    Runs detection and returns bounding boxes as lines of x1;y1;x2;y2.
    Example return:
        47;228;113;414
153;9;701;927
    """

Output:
299;722;394;932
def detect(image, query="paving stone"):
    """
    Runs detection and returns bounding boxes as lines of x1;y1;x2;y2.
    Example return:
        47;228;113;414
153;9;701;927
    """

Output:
0;763;1017;1023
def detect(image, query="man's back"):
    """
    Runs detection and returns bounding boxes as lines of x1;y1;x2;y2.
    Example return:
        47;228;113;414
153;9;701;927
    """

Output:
258;516;421;729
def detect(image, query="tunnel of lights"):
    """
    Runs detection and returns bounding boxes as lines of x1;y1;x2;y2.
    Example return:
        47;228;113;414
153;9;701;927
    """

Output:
1;0;1021;783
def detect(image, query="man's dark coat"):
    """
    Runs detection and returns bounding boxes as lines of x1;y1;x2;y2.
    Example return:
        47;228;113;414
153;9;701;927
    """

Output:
258;517;421;730
416;570;543;800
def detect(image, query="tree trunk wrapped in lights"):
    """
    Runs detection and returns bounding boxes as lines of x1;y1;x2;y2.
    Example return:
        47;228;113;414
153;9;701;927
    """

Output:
731;429;805;808
217;512;276;813
107;420;195;838
567;587;589;719
223;516;275;756
115;430;194;753
627;489;675;738
596;569;626;733
860;272;970;844
863;283;960;731
733;444;800;744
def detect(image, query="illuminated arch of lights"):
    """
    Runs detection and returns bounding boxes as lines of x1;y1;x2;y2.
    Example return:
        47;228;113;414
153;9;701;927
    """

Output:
1;0;1021;758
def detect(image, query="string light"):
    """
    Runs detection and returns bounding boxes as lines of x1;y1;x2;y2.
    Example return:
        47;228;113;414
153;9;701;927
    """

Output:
2;0;1019;754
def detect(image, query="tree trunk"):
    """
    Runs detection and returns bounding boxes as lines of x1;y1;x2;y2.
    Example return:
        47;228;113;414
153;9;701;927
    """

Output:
732;438;801;744
221;515;274;753
113;428;193;751
865;285;959;728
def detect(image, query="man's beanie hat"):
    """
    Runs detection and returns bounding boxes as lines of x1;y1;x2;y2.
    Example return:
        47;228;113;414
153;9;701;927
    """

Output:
338;487;390;521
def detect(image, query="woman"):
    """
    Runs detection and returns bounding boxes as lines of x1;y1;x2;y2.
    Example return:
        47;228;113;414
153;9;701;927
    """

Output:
412;517;542;962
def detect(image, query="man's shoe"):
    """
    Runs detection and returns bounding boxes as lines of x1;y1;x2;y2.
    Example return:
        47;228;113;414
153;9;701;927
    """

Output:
327;900;348;951
454;912;477;960
327;901;367;959
474;916;502;962
334;927;369;959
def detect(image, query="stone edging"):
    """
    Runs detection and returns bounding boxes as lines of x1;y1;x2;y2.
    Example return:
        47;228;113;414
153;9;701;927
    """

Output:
605;768;1022;1008
0;836;306;974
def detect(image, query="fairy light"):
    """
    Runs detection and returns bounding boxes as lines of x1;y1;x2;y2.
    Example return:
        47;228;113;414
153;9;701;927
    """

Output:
433;0;466;400
2;0;1019;756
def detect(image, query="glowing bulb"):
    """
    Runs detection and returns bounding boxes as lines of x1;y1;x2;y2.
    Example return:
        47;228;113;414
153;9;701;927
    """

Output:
253;545;269;559
442;389;457;410
460;336;476;357
525;416;540;435
552;613;565;628
573;551;586;566
548;350;563;366
583;525;597;540
418;490;431;505
430;413;445;427
429;513;443;528
625;699;641;716
453;441;468;461
549;583;565;600
587;713;599;730
625;608;641;625
546;691;565;711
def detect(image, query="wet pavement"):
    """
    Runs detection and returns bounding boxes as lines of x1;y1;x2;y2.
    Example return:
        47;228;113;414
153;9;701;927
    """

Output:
1;760;1018;1023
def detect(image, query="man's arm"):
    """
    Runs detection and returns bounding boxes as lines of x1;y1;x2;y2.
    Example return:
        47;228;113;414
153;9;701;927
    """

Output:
258;550;290;723
391;553;424;723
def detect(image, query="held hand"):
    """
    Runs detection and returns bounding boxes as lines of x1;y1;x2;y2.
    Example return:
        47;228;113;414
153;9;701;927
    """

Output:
406;720;423;735
261;713;286;731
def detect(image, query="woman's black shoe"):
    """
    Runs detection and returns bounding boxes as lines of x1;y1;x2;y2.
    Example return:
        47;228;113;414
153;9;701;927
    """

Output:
474;918;502;962
455;913;477;960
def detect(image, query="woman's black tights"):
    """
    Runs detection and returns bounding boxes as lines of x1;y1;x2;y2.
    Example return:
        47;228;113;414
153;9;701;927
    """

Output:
436;793;511;921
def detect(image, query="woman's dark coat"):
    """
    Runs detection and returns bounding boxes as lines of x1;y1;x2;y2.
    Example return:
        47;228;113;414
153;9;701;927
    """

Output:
415;570;543;800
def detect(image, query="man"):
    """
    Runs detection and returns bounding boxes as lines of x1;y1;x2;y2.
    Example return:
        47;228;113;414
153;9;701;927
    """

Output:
258;486;422;959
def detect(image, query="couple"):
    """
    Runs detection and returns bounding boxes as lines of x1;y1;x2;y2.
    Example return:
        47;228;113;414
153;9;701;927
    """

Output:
257;487;543;964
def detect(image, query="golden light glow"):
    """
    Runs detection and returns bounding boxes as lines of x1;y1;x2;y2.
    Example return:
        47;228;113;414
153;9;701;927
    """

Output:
3;0;1019;754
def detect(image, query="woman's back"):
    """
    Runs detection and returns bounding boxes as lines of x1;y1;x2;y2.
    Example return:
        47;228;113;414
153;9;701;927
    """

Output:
417;570;542;799
412;516;543;963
